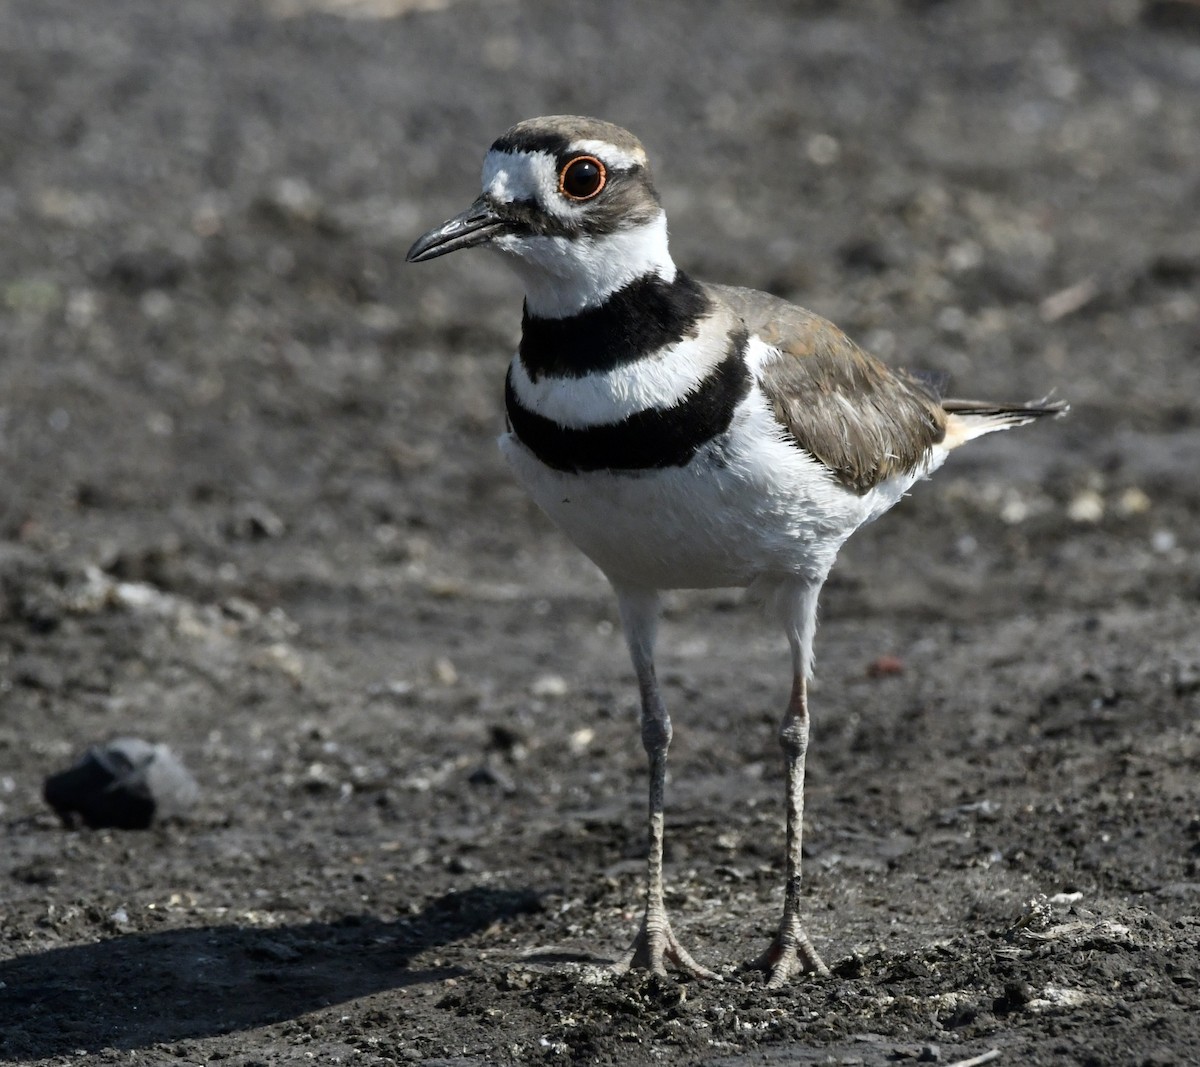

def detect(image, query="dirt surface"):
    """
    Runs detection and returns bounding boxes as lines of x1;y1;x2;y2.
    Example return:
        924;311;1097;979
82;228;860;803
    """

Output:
3;1;1200;1064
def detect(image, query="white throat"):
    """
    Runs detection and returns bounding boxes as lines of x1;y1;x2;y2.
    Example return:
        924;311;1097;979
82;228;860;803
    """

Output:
492;211;677;320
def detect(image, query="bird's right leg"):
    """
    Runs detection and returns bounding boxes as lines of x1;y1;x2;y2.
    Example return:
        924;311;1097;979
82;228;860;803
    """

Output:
750;578;830;985
751;672;830;984
610;587;718;981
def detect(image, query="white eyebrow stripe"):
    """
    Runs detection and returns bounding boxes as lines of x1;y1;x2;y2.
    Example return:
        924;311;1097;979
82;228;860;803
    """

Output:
568;139;646;169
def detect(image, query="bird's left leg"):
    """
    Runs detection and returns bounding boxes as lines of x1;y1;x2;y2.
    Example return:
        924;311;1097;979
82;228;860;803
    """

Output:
751;580;830;985
611;587;719;980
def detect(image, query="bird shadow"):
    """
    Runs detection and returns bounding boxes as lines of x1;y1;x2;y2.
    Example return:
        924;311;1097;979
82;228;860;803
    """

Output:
0;885;540;1060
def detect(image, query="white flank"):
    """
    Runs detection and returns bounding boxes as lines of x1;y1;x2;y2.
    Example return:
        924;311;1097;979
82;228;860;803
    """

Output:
493;213;676;319
508;330;727;429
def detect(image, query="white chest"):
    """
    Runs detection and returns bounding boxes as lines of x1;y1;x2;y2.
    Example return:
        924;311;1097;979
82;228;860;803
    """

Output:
499;386;932;592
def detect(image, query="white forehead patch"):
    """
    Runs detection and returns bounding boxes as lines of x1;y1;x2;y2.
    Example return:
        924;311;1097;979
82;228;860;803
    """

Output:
481;149;559;207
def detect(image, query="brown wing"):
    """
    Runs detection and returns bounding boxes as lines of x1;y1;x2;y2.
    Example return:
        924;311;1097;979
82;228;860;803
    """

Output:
710;284;947;494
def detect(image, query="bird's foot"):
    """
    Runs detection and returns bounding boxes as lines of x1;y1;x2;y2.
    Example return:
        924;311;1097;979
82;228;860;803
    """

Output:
748;928;830;987
611;911;720;981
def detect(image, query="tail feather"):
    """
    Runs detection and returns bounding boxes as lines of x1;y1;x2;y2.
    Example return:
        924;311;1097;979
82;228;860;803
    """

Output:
941;396;1068;448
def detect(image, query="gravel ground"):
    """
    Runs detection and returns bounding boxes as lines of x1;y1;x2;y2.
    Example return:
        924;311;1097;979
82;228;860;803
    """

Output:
2;1;1200;1065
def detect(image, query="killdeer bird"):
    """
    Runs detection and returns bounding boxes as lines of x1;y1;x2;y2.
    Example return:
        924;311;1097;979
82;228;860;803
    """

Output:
407;116;1066;985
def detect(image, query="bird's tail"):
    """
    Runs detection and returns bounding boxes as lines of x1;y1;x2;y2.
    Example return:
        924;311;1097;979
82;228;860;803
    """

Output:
941;396;1068;449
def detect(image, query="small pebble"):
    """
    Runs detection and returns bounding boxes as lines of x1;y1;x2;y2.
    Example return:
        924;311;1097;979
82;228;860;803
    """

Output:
1115;486;1151;516
531;673;568;699
805;132;841;166
432;656;458;686
568;727;595;753
1151;529;1176;554
867;655;905;678
1066;489;1104;524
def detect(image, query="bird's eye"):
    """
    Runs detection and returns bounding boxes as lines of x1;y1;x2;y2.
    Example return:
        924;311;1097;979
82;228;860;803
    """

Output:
559;156;606;201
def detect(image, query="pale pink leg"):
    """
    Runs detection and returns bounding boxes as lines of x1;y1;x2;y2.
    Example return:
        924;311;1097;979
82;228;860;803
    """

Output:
611;589;718;981
750;673;830;985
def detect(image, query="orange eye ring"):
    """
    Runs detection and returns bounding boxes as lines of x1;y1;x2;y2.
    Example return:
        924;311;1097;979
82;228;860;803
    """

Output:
558;155;607;201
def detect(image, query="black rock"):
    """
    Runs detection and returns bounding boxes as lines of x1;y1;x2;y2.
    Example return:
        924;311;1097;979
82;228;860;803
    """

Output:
43;739;199;830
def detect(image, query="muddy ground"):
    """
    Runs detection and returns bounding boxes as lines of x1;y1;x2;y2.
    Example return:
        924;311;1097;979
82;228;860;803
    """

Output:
2;1;1200;1064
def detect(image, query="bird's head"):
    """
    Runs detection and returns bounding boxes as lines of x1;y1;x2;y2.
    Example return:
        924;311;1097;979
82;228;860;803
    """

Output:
407;116;676;318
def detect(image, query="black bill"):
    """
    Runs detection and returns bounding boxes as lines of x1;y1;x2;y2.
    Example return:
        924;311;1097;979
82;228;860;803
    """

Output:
406;197;508;263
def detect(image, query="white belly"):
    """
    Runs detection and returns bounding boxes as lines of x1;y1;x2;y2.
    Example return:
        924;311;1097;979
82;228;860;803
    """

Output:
499;399;941;592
